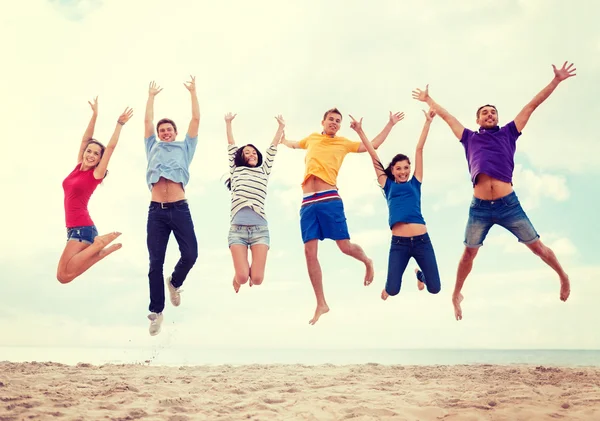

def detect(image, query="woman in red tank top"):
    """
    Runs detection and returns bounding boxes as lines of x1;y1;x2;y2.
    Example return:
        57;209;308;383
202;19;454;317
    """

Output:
56;97;133;284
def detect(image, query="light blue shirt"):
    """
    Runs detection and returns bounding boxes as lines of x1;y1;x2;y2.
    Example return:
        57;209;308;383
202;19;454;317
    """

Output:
145;134;198;191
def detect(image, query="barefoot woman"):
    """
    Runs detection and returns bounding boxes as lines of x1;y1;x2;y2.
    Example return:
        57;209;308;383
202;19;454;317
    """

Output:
224;113;284;293
57;97;133;284
351;110;441;300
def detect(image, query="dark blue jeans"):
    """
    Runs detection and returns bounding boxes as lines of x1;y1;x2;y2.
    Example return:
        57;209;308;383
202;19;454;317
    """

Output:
386;232;441;296
147;200;198;313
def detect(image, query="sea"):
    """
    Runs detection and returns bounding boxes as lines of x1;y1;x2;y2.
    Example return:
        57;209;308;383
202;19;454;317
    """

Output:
1;347;599;367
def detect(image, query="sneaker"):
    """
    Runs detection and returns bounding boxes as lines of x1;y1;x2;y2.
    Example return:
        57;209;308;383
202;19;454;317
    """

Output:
148;312;163;336
166;276;182;307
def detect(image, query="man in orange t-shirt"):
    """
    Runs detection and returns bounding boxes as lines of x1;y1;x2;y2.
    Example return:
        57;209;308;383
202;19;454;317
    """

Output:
282;108;404;325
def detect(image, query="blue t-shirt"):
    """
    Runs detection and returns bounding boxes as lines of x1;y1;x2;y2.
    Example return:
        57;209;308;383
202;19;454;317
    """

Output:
460;121;521;186
383;176;426;228
145;134;198;191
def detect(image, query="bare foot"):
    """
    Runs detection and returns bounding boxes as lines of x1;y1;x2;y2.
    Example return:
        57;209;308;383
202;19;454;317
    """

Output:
381;289;389;301
232;277;241;293
93;231;122;248
415;268;425;291
453;293;464;321
560;275;570;301
98;243;122;258
364;258;374;286
309;304;330;325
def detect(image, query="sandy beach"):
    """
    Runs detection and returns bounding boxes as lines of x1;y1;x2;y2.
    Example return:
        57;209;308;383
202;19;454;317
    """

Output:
1;362;599;420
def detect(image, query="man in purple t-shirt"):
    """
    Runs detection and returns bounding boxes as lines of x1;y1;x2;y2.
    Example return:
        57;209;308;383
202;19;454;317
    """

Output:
413;61;576;321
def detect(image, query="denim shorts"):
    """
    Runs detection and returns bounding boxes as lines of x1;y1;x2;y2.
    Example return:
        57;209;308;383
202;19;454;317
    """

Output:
464;191;539;248
66;225;98;245
300;196;350;243
228;225;270;248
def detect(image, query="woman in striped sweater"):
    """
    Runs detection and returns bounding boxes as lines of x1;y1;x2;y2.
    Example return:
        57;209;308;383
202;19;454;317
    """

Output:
225;112;285;293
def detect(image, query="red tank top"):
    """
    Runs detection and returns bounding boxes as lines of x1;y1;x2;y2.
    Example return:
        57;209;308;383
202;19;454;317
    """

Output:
62;164;102;228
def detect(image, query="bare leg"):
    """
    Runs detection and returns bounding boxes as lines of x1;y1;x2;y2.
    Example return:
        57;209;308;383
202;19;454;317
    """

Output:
57;232;122;284
230;245;249;293
453;246;479;321
305;240;329;325
248;244;269;286
415;267;425;291
335;239;374;286
526;240;570;301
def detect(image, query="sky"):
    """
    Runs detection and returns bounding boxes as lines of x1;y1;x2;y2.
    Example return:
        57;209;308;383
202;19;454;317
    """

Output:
0;0;598;356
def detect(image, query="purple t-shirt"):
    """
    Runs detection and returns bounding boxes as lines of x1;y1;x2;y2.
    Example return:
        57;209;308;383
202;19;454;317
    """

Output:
460;121;521;185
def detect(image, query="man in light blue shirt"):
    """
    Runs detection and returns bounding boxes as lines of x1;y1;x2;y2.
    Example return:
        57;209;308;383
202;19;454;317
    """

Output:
144;77;200;336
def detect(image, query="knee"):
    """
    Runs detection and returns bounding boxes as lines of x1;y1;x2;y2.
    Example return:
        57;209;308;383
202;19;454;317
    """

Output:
336;240;352;255
183;250;198;264
461;247;478;263
428;285;441;295
234;271;250;285
56;272;72;284
528;241;546;257
250;275;264;286
304;245;318;261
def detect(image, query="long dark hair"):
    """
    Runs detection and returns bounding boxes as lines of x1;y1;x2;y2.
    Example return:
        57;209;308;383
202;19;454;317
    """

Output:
382;153;410;180
225;144;263;190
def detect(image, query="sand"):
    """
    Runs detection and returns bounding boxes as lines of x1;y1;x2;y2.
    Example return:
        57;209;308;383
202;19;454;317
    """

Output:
1;362;599;420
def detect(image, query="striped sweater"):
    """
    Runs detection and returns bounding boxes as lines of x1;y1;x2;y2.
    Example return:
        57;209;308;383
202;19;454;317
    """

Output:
228;144;278;222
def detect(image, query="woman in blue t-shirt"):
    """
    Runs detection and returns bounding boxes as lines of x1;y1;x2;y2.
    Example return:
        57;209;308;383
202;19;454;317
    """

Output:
351;109;441;299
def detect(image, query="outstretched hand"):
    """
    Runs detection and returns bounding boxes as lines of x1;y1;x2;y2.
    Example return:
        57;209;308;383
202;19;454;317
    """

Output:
552;61;576;82
224;112;237;122
148;81;162;97
349;115;363;132
412;84;430;103
88;96;98;114
118;107;134;125
423;108;436;122
275;114;285;127
183;75;196;92
389;111;405;125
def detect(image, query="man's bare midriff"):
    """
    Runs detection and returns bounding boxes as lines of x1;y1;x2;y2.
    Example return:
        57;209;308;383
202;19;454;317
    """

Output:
151;177;186;202
473;173;513;200
302;175;336;195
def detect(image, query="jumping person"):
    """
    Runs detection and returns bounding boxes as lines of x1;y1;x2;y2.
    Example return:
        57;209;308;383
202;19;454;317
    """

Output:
224;113;285;293
58;97;133;284
412;61;575;320
144;77;200;336
351;109;441;300
282;108;404;325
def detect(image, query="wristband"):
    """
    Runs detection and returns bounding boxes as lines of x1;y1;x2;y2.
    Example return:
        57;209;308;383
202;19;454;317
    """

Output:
117;121;125;126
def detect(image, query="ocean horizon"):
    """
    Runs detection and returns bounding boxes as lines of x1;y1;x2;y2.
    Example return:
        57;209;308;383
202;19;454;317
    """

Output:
1;346;599;367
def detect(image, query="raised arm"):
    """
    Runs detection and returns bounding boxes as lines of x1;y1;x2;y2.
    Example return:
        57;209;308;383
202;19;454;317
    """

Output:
78;97;98;163
513;61;576;133
224;112;237;145
413;84;464;140
271;115;285;146
357;111;404;152
184;75;200;138
413;109;436;182
93;107;134;179
280;133;301;149
350;115;387;187
145;81;162;139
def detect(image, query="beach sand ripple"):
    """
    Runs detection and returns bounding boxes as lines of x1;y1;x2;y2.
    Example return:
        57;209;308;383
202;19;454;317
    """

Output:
0;363;599;420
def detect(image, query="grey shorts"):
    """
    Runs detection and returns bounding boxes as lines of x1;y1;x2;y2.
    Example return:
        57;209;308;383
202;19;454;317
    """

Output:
228;225;270;248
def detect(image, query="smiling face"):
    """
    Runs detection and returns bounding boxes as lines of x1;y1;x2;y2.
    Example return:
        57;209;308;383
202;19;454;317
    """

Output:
81;142;103;170
321;111;342;137
476;105;498;129
392;159;411;183
242;145;259;167
157;122;177;142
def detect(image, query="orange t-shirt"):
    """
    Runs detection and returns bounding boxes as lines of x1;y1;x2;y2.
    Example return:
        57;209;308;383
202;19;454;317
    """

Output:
298;133;361;186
